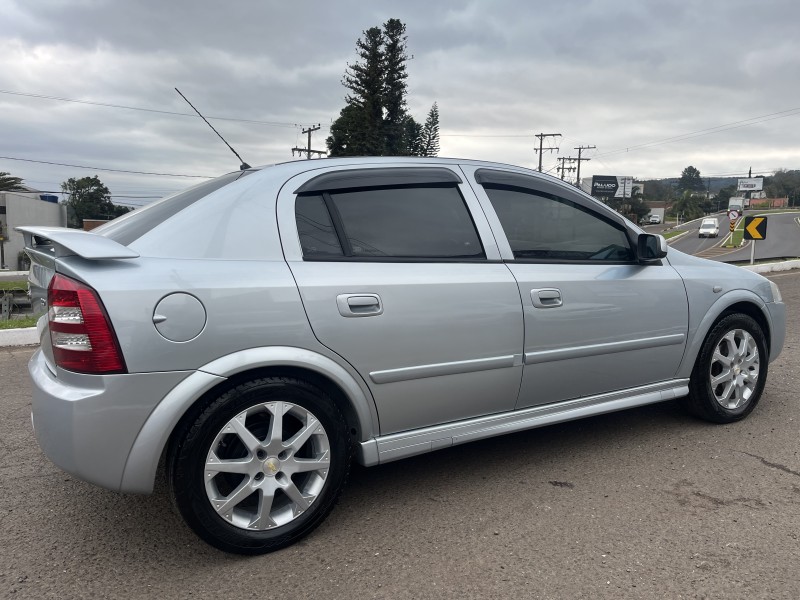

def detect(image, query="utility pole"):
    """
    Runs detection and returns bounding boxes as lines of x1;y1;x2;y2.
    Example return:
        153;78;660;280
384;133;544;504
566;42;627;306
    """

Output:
573;144;596;188
557;157;577;182
292;124;327;159
534;133;561;172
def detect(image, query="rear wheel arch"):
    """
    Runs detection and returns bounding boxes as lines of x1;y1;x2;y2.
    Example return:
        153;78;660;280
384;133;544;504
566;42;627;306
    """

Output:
180;365;366;442
121;347;379;494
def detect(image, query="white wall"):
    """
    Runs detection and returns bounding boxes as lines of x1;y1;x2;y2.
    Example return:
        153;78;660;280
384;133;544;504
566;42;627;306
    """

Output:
1;192;66;269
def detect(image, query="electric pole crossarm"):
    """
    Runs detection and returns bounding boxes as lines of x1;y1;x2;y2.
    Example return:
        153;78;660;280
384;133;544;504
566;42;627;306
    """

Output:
534;133;562;172
291;124;328;159
573;144;596;188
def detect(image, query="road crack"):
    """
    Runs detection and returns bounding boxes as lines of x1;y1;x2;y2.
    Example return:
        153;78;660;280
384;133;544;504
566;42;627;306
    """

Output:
741;451;800;478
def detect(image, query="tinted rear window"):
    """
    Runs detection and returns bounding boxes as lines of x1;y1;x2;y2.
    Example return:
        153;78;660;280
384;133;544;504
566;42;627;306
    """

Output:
295;185;485;260
96;170;256;246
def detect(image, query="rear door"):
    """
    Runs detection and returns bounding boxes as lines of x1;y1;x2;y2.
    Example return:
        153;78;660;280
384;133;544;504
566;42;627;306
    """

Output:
278;165;524;435
464;166;689;408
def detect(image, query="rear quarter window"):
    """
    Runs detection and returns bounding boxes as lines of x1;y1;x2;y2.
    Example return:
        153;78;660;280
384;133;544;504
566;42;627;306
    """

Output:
96;170;256;246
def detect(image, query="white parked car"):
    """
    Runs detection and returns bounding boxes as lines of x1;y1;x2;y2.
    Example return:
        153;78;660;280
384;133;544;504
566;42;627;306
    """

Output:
649;214;661;224
699;218;720;238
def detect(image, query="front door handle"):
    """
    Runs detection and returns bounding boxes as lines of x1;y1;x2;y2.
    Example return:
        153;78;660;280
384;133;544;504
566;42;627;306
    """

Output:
336;293;383;317
531;288;563;308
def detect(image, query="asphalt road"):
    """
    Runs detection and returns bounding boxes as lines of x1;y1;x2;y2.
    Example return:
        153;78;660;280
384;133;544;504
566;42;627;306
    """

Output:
2;272;800;599
666;210;800;262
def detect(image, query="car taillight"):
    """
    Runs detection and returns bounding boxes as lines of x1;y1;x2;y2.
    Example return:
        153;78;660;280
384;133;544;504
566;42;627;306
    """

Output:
47;273;127;374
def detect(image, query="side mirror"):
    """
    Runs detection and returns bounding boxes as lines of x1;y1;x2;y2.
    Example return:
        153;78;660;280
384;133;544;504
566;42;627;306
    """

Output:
637;233;668;262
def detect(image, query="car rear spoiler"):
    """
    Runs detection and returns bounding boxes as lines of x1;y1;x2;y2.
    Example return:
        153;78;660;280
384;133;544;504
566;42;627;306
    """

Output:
15;226;139;260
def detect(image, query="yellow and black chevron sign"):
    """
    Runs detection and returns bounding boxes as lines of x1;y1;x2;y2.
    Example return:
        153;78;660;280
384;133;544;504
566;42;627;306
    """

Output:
743;216;767;240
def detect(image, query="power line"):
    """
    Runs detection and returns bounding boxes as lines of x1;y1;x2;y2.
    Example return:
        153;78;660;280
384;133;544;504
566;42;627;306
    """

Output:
440;133;537;138
0;89;326;130
596;107;800;157
0;155;212;178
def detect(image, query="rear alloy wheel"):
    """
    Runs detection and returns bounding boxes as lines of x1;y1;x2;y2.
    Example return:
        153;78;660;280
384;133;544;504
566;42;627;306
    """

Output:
685;313;768;423
168;378;351;554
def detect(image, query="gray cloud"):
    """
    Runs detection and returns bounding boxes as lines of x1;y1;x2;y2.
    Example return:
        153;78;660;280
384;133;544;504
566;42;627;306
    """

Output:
2;0;799;200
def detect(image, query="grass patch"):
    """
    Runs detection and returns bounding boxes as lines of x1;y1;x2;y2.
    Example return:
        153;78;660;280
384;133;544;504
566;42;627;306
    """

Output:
0;280;27;291
0;315;38;330
662;231;684;240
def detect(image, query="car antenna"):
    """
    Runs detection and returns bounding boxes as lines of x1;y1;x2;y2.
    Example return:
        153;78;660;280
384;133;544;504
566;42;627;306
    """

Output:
174;87;251;170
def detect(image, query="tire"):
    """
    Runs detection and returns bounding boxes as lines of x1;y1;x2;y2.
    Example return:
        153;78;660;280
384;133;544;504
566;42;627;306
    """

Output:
683;313;768;423
168;377;352;554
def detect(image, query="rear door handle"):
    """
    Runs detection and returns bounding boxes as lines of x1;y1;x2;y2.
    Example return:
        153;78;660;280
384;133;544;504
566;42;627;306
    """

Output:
531;288;563;308
336;294;383;317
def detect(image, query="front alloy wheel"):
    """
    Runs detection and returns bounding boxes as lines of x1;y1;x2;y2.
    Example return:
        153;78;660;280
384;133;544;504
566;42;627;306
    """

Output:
685;313;768;423
709;328;760;410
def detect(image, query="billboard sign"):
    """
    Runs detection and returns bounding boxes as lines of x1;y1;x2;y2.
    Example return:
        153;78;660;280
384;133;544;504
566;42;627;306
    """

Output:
591;175;634;198
737;178;763;192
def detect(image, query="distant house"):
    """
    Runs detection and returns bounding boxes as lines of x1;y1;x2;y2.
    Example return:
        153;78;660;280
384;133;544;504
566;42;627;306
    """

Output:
748;197;789;209
0;187;67;270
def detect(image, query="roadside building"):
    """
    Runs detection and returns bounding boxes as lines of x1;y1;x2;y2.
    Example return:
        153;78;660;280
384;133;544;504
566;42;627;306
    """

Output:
0;188;67;270
748;197;789;209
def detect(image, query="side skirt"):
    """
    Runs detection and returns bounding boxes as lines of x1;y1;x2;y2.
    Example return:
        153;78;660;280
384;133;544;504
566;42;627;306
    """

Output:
358;379;689;466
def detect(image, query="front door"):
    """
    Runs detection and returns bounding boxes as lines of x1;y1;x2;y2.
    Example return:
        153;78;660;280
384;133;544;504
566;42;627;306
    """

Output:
466;166;689;408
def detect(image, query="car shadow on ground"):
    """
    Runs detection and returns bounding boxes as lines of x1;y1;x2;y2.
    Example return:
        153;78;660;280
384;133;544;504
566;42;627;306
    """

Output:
39;399;709;562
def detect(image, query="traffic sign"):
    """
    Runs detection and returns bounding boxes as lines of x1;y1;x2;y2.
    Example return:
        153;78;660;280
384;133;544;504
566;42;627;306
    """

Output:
729;222;735;232
744;216;767;240
728;209;740;221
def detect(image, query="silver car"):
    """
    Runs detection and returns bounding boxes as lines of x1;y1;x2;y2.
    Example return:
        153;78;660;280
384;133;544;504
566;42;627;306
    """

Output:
21;157;785;554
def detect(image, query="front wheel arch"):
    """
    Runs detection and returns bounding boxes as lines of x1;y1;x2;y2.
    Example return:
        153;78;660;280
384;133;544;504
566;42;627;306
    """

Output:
675;293;771;380
682;312;768;423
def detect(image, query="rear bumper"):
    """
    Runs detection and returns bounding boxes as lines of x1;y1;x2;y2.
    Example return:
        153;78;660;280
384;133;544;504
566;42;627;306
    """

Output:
29;349;191;492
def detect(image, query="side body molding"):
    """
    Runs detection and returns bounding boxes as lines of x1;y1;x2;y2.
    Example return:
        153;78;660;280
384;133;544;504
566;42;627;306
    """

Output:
120;347;379;494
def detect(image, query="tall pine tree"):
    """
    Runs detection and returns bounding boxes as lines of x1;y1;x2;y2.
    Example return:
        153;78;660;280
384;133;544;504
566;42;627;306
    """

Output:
327;19;439;157
382;18;410;155
419;102;440;157
328;27;385;156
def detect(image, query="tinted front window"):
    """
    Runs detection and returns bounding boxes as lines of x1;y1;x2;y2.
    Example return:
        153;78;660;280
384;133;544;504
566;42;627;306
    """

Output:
485;186;633;261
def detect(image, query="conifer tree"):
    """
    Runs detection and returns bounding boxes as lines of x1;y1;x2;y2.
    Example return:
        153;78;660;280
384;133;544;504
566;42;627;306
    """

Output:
0;172;25;191
419;102;440;157
327;20;440;157
382;19;410;155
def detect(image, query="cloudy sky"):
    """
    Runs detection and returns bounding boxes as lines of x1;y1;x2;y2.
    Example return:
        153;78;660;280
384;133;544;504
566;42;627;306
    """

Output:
2;0;799;205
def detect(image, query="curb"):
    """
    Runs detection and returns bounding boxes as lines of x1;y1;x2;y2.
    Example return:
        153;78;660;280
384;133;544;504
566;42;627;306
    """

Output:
0;326;39;348
741;258;800;274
